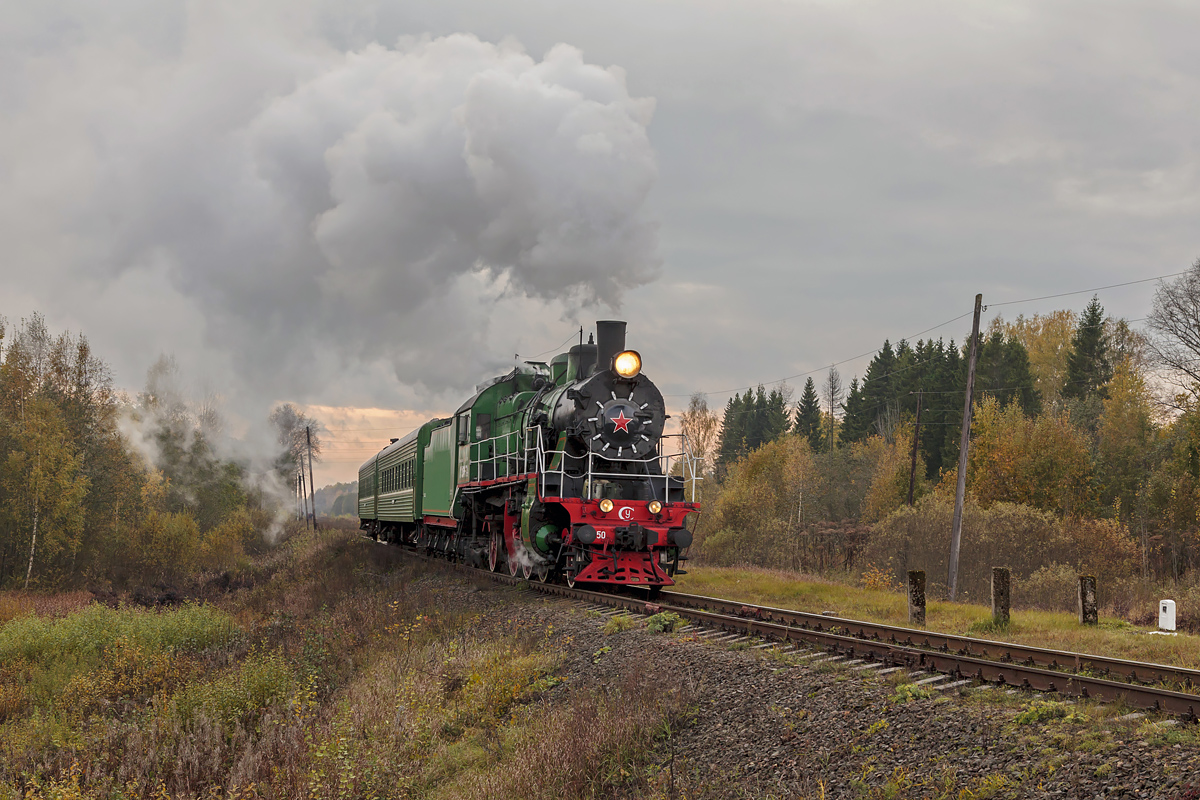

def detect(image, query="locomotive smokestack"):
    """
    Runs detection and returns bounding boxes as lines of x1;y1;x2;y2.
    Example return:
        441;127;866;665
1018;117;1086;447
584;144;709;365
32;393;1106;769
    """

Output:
594;320;627;375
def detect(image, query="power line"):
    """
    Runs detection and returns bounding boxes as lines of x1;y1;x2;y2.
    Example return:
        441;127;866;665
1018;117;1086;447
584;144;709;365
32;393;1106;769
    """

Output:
989;271;1183;308
664;310;974;398
525;328;582;361
670;271;1177;400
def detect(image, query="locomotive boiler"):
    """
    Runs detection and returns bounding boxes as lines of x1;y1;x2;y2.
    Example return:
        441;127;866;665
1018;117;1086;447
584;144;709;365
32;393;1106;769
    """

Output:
358;321;699;591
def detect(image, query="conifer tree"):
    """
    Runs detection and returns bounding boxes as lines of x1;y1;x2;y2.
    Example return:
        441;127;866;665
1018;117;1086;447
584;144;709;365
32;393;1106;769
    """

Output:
860;340;896;424
974;331;1041;416
1063;296;1112;401
747;385;769;451
840;378;869;444
717;391;749;469
794;377;824;452
762;386;790;445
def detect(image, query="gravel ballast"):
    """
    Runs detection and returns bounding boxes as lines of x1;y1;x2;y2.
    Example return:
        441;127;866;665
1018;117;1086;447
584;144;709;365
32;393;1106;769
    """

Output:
447;573;1200;799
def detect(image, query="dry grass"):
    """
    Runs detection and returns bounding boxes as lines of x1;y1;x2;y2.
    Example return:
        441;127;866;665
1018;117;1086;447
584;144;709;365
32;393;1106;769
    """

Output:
675;564;1200;669
0;590;93;624
0;531;688;799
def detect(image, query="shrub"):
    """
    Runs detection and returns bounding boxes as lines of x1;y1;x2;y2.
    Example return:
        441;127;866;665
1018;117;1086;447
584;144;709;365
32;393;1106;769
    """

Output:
645;612;681;633
0;602;236;666
171;648;293;729
1020;563;1079;612
866;495;1142;603
200;508;253;569
860;563;901;592
602;615;638;635
58;637;192;720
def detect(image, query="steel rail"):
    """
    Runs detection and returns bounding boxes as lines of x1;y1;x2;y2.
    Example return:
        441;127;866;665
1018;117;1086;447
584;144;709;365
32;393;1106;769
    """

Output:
657;590;1200;690
384;541;1200;718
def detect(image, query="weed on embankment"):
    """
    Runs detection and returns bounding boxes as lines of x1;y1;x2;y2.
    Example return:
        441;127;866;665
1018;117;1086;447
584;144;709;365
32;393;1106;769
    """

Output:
0;531;688;799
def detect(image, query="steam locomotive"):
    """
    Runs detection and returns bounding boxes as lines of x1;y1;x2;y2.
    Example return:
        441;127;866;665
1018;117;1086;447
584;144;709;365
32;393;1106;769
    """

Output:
357;321;699;591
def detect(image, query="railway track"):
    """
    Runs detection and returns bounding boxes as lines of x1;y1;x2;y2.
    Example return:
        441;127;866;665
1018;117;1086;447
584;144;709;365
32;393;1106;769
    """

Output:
389;542;1200;720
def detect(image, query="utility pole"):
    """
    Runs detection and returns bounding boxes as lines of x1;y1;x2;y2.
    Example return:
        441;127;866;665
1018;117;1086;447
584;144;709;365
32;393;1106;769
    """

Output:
907;390;923;506
306;426;320;532
300;468;310;531
949;294;983;601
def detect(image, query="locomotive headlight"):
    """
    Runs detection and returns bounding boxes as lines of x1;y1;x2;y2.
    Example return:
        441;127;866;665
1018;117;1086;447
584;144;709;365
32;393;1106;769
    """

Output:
599;498;614;513
613;350;642;378
648;500;662;514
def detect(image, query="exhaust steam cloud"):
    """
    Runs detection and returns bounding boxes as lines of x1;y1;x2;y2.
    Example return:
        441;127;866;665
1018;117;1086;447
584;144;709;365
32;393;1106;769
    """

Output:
5;22;661;406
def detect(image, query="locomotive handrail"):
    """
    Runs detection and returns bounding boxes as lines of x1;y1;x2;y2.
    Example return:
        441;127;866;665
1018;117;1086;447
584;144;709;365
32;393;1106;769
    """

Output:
468;428;526;482
519;425;701;503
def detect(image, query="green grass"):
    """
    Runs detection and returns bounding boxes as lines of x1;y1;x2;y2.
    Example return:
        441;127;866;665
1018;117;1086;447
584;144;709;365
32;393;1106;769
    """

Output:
674;565;1200;669
601;614;638;634
0;602;239;707
0;531;692;800
0;602;237;664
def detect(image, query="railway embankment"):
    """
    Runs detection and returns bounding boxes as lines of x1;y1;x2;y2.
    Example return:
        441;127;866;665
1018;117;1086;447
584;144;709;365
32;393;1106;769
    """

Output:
516;582;1200;799
7;531;1200;798
0;530;684;799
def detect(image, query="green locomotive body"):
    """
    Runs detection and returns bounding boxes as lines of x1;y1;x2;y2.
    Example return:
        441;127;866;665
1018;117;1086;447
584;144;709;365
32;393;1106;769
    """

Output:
358;321;699;590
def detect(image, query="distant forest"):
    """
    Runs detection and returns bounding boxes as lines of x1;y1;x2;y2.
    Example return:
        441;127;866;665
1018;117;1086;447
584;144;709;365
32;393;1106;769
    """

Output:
715;295;1140;481
0;314;321;589
313;481;357;516
689;261;1200;607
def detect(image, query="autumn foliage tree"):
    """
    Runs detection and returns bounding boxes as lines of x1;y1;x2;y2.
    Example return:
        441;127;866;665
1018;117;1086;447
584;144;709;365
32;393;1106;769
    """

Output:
0;313;289;588
0;397;88;587
965;397;1093;516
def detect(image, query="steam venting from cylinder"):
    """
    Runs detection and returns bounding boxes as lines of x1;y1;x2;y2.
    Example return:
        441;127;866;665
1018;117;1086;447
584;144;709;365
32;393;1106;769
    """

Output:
594;320;628;375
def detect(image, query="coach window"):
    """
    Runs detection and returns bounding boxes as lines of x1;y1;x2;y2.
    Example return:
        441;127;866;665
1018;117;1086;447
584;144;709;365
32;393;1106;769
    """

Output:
476;414;491;441
457;412;470;445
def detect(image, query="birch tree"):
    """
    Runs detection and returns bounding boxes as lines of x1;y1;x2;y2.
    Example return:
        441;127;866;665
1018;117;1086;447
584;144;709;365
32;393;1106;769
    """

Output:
0;397;87;587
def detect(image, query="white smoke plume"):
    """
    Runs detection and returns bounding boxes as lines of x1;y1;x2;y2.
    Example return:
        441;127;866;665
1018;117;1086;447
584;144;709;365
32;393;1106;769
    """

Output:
119;354;300;541
3;13;660;406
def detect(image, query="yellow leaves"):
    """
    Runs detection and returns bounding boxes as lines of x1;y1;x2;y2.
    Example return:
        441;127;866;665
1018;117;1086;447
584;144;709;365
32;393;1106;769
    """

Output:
58;636;190;721
139;469;168;510
860;563;901;592
199;507;254;569
0;681;29;721
1002;310;1077;407
862;425;922;523
967;398;1092;515
131;509;201;580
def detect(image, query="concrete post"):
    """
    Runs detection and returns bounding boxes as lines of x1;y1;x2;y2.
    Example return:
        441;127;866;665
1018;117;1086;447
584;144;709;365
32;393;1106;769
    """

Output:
907;570;926;626
991;567;1010;626
1078;575;1098;625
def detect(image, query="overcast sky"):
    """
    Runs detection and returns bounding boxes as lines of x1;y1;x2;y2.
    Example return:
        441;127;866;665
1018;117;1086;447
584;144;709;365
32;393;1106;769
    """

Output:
3;0;1198;484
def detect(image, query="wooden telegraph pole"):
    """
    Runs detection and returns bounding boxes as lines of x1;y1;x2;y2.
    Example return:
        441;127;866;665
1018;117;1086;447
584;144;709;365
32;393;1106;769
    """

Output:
948;294;983;601
907;390;923;506
300;469;310;531
306;426;320;532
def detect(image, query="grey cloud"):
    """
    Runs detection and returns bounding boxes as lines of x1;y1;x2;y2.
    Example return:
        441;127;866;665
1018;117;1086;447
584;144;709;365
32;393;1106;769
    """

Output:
3;13;658;414
4;0;1200;479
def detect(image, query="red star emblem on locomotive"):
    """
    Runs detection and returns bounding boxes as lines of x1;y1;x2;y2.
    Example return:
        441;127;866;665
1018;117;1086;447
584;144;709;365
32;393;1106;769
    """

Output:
610;409;634;433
